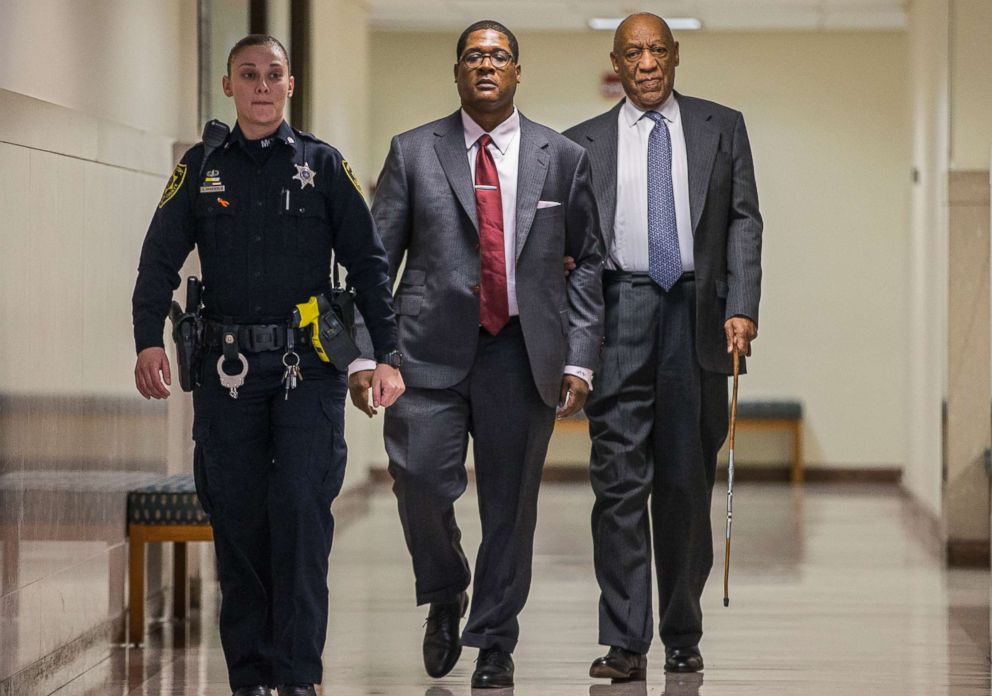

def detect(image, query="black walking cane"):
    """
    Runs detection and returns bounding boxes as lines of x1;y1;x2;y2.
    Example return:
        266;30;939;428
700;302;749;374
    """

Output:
723;349;740;608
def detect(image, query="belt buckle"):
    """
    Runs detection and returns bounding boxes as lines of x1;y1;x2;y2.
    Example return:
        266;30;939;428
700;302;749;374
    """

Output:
248;325;277;352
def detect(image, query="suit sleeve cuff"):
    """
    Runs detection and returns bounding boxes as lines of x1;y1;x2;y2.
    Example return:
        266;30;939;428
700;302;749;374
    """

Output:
347;358;377;376
564;365;594;392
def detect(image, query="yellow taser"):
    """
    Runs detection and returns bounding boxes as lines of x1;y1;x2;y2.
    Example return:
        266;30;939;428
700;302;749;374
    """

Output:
292;295;332;363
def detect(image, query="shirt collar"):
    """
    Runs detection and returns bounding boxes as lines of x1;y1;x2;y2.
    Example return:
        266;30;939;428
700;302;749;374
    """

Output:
228;120;297;149
461;108;520;155
620;92;679;128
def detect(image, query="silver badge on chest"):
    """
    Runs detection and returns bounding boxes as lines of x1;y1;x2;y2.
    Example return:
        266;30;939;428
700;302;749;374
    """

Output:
292;162;316;189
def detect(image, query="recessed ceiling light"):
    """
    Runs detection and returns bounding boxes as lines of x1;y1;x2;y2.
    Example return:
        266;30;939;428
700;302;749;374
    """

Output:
667;18;703;30
587;17;703;31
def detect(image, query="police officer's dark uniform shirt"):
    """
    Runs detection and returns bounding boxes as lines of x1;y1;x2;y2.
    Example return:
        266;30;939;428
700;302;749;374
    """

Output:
132;121;397;355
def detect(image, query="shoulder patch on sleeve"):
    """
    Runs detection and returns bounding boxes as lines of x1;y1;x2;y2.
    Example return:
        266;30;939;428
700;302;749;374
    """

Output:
341;159;364;198
158;162;188;209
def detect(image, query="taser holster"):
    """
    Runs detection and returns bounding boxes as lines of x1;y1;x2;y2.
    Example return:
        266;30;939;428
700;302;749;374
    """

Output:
169;276;204;391
290;262;361;371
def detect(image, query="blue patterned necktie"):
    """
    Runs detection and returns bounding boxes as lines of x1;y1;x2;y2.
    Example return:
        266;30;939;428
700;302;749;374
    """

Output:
644;111;682;290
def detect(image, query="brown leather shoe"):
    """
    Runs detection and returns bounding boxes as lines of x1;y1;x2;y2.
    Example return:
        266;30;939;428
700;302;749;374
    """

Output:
664;646;704;673
423;591;469;678
589;646;647;681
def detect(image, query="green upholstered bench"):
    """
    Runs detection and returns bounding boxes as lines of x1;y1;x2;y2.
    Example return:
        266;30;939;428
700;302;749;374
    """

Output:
735;400;804;483
127;473;213;645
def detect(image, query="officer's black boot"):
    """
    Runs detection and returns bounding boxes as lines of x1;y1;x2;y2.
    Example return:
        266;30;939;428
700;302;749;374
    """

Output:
276;685;316;696
232;687;271;696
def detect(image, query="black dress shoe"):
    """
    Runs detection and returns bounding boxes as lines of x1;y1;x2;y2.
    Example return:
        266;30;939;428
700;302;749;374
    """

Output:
276;685;316;696
471;647;514;688
589;646;647;681
423;591;469;678
664;646;703;673
232;687;271;696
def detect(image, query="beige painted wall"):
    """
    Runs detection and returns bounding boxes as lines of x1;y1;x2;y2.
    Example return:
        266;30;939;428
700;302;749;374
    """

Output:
0;1;198;683
0;1;199;397
311;0;373;178
904;0;950;520
369;29;911;469
950;0;992;171
943;0;992;546
310;0;385;487
0;0;198;142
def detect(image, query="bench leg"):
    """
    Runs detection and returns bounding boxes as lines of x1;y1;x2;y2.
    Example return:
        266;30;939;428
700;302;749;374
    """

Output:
128;526;145;645
173;541;187;621
791;422;804;484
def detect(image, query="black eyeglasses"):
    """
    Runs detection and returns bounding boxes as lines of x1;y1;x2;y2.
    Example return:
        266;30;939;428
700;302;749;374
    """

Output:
460;50;514;70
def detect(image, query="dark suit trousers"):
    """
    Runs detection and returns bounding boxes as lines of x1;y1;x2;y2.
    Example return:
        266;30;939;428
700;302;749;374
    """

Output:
585;274;728;653
384;320;556;653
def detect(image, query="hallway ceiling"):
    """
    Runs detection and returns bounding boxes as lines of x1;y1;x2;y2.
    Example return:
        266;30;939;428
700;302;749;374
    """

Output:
368;0;907;31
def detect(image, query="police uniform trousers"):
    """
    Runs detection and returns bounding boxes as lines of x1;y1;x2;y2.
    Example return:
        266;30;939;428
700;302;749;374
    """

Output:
384;319;555;653
192;347;347;689
585;273;728;654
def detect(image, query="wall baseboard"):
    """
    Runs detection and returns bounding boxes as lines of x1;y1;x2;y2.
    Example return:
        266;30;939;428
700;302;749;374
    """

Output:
946;539;991;568
0;616;122;696
369;464;903;485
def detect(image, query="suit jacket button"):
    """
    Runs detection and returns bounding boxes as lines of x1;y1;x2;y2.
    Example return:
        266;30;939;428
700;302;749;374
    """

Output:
474;243;480;252
471;284;480;295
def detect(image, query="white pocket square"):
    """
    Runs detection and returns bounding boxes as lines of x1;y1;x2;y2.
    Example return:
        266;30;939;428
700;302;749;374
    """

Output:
537;200;561;209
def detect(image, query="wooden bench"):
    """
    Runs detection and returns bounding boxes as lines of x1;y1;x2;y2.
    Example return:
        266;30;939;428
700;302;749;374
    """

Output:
734;400;804;483
127;473;212;645
553;399;804;483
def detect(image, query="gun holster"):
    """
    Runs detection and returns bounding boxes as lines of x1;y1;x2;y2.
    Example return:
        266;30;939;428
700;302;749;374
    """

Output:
169;277;204;392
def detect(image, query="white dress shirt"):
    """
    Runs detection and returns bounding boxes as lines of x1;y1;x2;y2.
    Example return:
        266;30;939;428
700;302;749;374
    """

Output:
350;108;592;390
612;94;694;273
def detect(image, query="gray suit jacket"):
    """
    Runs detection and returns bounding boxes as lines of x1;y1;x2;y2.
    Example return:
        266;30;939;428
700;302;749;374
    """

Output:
359;111;605;407
564;93;762;375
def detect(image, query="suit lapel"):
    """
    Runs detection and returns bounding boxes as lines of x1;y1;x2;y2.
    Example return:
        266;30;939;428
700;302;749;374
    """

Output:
433;111;478;232
678;94;719;234
514;115;549;262
577;101;622;251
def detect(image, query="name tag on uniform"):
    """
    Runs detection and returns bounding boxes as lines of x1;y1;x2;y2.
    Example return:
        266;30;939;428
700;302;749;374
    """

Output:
200;169;225;193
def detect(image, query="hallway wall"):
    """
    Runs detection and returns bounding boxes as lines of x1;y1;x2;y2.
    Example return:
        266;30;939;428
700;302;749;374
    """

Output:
0;1;198;689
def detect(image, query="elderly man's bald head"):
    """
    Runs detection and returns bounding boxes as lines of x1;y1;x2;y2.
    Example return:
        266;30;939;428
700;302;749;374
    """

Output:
610;12;680;111
613;13;674;55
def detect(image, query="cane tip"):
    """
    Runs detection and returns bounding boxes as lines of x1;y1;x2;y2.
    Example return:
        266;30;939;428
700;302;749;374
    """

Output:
723;597;730;607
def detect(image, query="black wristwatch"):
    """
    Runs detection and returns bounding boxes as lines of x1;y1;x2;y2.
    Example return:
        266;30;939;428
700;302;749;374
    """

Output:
375;350;404;369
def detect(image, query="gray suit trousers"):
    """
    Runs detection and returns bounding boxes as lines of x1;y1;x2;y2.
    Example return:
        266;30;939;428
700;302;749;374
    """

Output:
384;320;556;653
586;274;728;653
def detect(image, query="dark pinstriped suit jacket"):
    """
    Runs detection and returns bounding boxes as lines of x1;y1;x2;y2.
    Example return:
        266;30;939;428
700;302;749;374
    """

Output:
564;93;762;375
359;110;605;407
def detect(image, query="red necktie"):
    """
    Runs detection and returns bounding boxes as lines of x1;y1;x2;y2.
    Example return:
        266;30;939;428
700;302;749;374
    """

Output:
474;134;509;335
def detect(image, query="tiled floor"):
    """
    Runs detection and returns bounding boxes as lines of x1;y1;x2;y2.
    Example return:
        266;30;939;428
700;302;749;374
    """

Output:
50;483;990;695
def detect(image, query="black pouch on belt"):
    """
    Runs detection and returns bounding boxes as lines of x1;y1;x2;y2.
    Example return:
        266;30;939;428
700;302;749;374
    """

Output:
168;276;204;392
317;298;361;371
319;260;360;370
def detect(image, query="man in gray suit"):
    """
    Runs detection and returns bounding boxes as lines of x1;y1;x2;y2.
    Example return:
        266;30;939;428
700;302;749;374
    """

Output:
565;13;762;678
349;20;604;689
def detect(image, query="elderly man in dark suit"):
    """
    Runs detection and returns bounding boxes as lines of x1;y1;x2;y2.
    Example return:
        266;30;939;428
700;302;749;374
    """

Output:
565;12;762;679
349;19;604;689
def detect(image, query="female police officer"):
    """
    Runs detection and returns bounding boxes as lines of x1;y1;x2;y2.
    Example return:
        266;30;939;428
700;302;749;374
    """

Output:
131;35;404;696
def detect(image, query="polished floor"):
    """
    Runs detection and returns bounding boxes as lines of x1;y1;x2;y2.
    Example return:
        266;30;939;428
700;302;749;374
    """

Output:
49;482;990;695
